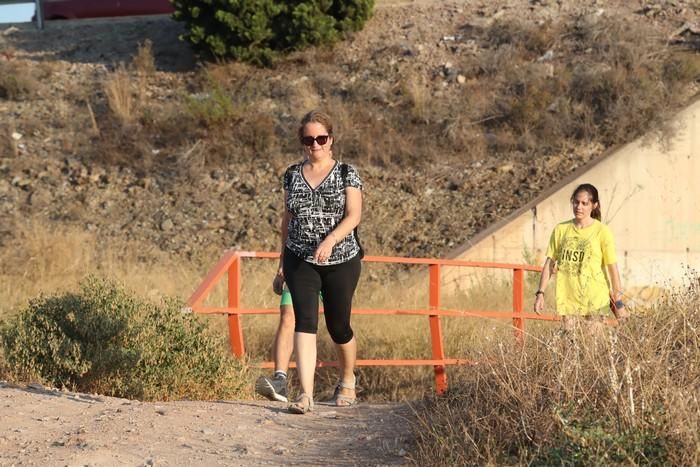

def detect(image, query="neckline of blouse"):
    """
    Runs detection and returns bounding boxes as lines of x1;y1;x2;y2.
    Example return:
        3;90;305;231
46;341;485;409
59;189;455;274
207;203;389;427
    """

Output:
571;218;598;231
300;159;338;191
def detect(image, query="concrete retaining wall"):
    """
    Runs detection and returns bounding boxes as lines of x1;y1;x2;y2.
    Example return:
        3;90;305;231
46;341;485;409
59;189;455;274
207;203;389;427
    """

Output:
447;98;700;301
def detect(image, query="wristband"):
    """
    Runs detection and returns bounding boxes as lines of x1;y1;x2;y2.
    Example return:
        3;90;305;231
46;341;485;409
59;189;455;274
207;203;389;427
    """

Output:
614;299;624;309
535;290;544;296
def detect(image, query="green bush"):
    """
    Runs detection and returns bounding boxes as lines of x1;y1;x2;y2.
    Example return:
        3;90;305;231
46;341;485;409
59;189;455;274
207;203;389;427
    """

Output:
172;0;374;65
534;408;670;466
0;277;247;401
186;76;240;127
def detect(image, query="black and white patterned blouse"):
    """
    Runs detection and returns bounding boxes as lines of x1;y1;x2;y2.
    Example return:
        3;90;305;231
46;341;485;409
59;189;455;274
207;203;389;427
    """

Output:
284;160;363;265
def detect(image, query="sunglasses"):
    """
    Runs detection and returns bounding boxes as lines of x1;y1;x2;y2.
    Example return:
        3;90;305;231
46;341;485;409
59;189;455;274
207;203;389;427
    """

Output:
301;135;330;146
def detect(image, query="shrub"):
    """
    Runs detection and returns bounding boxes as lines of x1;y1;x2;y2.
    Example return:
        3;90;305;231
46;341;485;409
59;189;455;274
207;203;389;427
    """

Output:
0;277;247;401
0;60;37;100
532;409;669;466
172;0;374;64
186;78;239;127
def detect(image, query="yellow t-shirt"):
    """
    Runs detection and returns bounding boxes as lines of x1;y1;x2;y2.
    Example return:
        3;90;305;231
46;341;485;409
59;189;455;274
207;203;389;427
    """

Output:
546;219;617;316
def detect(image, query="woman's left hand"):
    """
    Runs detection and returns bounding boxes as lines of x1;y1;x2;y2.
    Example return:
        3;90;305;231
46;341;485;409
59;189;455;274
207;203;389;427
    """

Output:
313;236;336;263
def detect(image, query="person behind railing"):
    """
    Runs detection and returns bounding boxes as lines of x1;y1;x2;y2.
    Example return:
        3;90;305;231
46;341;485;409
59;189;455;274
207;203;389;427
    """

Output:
253;277;296;403
276;110;363;414
534;183;629;330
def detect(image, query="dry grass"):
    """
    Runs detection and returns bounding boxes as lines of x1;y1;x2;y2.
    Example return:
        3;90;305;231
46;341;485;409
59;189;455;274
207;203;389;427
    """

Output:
0;59;37;100
411;274;700;465
401;73;431;123
1;124;19;158
132;39;156;77
0;219;214;320
104;64;137;125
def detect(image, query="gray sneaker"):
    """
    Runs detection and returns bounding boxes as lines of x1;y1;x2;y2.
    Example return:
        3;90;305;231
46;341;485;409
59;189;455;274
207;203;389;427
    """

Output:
255;375;288;403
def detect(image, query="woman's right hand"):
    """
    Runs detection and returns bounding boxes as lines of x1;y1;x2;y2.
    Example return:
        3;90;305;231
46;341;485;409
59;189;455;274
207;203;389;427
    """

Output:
534;294;544;314
272;272;284;296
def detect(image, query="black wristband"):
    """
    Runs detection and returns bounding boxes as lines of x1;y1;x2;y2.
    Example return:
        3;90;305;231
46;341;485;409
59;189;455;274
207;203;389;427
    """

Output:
535;290;544;296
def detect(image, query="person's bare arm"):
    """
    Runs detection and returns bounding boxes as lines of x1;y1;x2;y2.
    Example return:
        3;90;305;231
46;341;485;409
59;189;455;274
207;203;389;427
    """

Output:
607;263;629;319
534;258;555;314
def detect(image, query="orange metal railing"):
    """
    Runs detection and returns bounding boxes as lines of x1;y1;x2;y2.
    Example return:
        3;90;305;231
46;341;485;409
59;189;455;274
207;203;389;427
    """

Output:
186;251;557;394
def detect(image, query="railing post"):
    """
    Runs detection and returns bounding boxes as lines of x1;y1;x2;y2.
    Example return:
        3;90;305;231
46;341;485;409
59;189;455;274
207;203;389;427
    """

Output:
227;255;245;357
429;263;447;394
36;0;44;30
512;268;524;344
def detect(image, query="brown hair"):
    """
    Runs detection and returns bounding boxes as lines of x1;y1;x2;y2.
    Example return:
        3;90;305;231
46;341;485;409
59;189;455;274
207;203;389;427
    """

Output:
298;110;334;142
571;183;601;221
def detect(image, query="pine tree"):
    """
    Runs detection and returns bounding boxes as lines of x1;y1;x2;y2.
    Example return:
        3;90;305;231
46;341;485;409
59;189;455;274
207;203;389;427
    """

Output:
172;0;374;65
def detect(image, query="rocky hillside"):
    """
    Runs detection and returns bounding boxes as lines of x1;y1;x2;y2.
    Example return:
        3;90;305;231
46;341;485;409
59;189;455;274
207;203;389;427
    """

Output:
0;0;698;271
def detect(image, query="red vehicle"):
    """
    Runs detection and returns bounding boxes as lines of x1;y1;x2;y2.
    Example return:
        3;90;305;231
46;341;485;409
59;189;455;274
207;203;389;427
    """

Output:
41;0;174;20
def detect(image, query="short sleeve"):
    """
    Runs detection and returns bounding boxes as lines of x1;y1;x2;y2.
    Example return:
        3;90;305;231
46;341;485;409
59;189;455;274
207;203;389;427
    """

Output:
343;164;363;190
545;227;558;260
283;164;296;192
600;224;618;265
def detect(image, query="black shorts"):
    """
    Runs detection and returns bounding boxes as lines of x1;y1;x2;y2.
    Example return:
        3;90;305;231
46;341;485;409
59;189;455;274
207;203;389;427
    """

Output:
283;248;361;344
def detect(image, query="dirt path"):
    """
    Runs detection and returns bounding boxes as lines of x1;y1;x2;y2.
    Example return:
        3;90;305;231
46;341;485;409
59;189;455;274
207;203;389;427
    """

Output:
0;382;414;466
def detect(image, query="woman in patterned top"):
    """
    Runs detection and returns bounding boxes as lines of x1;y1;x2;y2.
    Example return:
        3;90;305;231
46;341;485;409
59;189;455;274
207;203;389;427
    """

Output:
534;183;629;329
276;110;363;414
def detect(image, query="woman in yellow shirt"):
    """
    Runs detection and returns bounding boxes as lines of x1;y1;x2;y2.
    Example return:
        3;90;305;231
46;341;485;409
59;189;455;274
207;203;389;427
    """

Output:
534;183;628;329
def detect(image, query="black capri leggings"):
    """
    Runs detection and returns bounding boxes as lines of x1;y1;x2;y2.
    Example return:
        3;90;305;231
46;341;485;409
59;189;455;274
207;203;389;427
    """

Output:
283;248;361;345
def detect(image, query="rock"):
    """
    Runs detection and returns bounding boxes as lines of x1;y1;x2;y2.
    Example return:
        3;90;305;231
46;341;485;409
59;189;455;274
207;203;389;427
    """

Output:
11;132;22;141
11;176;31;189
447;179;461;191
537;50;554;61
272;446;288;455
442;62;458;80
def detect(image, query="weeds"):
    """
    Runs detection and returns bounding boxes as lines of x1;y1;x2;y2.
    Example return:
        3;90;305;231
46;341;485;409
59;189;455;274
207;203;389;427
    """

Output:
185;79;238;127
0;220;210;319
104;64;137;125
132;39;156;76
0;60;37;100
411;275;700;465
401;74;431;123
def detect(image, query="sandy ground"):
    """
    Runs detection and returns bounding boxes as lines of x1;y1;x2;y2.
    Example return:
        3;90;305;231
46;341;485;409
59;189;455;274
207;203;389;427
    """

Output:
0;382;414;466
